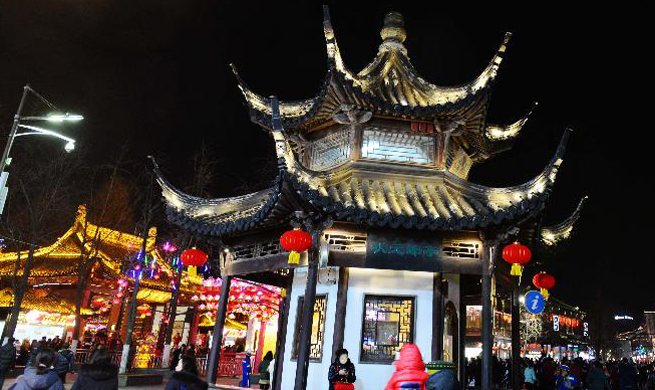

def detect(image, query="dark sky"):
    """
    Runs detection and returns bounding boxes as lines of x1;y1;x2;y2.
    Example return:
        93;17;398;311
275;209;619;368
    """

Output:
1;3;652;325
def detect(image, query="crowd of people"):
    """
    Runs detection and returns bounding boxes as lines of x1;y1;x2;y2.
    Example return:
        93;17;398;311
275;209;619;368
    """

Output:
464;355;655;390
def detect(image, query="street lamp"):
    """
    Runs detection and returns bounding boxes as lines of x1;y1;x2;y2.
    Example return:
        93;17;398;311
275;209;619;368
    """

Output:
0;84;83;215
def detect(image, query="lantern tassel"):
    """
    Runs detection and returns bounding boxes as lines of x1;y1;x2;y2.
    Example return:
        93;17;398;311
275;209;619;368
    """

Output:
540;288;549;300
288;251;300;265
510;264;523;277
188;265;197;278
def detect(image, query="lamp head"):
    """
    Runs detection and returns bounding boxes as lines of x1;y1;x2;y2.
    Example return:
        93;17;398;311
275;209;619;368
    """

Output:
64;141;75;153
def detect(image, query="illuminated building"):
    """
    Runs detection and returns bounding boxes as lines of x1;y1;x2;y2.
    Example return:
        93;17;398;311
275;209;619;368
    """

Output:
153;7;584;389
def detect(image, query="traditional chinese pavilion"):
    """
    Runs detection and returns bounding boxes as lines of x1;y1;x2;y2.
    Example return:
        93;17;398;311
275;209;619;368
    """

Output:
153;7;583;390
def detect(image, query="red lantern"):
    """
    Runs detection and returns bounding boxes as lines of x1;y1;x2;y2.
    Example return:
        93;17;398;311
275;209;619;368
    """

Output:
502;242;532;277
532;272;556;299
280;229;312;265
91;298;105;308
181;248;208;277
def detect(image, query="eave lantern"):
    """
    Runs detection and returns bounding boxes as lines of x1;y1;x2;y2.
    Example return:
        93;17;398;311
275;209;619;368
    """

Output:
502;242;531;277
280;228;312;265
181;247;208;278
533;271;556;299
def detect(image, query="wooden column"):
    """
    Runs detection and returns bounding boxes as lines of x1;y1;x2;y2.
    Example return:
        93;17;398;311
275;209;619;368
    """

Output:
188;308;200;347
482;243;495;390
432;272;444;361
206;275;233;384
511;285;521;390
294;245;320;390
458;288;467;384
273;271;294;390
330;267;349;362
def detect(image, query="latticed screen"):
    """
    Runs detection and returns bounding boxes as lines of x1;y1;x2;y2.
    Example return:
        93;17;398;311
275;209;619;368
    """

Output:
307;128;352;170
361;295;415;363
361;130;434;164
292;294;328;362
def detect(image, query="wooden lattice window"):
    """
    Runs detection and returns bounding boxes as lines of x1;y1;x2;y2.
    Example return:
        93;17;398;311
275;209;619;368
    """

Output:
361;130;434;164
307;128;352;170
292;294;328;362
360;295;415;363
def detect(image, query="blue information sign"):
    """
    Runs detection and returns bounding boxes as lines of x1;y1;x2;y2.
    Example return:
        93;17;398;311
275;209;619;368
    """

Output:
524;290;546;314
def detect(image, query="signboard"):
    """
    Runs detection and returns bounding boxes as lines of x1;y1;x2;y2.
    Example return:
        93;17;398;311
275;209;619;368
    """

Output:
366;230;442;272
583;322;589;337
524;290;546;314
553;315;560;332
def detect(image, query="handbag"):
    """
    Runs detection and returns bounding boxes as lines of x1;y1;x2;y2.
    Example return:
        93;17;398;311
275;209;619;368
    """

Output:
334;382;354;390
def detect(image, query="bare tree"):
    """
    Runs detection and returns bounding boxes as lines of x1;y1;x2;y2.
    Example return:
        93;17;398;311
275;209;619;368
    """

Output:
0;145;83;343
70;146;138;352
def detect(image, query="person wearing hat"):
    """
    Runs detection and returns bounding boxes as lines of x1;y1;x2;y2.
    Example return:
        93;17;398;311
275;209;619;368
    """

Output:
556;365;577;390
328;349;356;390
385;344;429;390
1;337;17;379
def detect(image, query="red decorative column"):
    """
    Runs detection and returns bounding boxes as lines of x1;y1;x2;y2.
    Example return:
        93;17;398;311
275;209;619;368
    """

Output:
254;320;266;373
188;308;200;347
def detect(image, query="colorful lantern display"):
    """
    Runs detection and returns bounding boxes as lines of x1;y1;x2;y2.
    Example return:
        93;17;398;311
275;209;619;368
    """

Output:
280;229;312;265
502;242;531;277
136;303;152;318
532;272;556;299
181;248;208;278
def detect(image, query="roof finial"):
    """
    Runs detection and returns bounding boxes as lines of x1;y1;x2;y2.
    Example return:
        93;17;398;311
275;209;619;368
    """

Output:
381;12;406;44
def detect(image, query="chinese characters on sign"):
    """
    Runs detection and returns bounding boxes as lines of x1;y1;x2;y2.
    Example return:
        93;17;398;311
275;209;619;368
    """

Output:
365;230;443;272
370;241;440;258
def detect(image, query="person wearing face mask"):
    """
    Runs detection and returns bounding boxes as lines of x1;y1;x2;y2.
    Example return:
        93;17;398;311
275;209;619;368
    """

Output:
328;349;356;390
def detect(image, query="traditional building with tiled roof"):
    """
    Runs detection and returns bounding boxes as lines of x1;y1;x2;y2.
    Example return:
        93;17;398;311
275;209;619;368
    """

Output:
153;7;585;389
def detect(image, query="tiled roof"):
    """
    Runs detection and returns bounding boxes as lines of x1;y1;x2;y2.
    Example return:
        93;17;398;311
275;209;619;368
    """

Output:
153;126;571;236
233;7;511;134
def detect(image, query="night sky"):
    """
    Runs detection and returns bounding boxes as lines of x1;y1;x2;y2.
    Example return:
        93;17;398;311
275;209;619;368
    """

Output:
1;3;652;329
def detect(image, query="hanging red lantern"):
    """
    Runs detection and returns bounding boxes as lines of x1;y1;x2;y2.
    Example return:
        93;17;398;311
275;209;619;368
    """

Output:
532;272;556;299
280;228;312;265
181;248;208;278
502;242;532;277
91;298;105;308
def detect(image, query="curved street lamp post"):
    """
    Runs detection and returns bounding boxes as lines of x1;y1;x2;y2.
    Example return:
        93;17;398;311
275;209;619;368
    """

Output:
0;84;83;215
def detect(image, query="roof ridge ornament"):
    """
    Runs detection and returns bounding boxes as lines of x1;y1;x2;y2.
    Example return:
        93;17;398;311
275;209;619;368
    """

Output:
379;12;407;53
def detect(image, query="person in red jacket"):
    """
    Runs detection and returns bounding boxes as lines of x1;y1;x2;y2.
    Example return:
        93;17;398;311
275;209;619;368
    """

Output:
385;344;429;390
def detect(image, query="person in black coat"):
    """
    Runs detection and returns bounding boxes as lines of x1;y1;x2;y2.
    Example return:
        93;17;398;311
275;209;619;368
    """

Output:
328;348;356;390
54;344;74;384
1;337;16;377
166;356;208;390
170;344;186;371
70;347;118;390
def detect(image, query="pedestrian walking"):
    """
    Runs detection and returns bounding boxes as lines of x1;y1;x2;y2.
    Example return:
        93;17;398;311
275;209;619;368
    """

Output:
618;358;638;390
11;348;64;390
54;343;73;384
328;349;356;390
523;361;537;389
384;344;429;390
1;337;17;379
166;356;208;390
258;351;274;390
17;340;30;366
170;344;185;371
70;348;118;390
556;365;577;390
587;361;610;390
